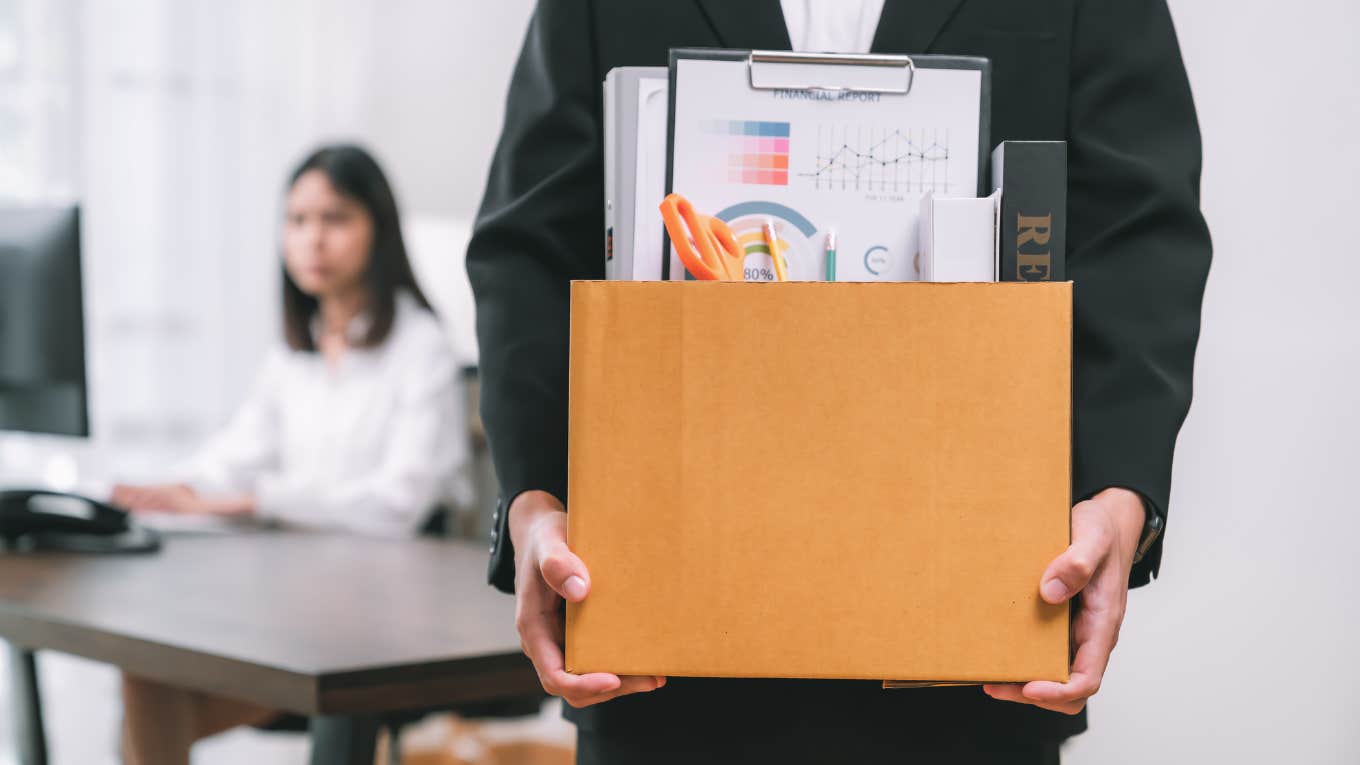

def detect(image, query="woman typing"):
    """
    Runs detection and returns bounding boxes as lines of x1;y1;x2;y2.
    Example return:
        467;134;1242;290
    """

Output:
111;144;465;764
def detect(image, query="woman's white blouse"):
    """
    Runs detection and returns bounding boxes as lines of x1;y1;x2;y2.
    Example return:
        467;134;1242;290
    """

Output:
177;293;467;538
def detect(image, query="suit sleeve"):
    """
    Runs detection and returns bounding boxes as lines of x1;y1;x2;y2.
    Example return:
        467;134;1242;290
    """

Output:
466;1;602;593
1066;0;1212;587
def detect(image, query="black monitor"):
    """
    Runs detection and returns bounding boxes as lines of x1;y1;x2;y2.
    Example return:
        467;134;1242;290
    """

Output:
0;206;89;437
0;209;159;554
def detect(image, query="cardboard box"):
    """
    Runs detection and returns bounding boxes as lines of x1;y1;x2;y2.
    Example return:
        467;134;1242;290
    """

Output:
565;281;1071;684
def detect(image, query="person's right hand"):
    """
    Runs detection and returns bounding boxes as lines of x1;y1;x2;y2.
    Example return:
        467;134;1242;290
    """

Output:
110;483;255;517
111;483;199;512
509;490;665;708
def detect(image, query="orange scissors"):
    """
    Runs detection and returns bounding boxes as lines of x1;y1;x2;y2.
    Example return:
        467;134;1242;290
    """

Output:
660;193;787;281
660;193;743;281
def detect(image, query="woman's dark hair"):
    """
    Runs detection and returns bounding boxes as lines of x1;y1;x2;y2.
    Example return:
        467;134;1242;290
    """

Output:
281;144;433;351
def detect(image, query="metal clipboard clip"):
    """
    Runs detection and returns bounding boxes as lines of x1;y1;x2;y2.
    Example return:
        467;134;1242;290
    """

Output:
747;50;916;95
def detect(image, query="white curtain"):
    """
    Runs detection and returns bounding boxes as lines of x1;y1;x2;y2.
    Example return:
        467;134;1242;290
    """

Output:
1;0;380;490
1;2;381;762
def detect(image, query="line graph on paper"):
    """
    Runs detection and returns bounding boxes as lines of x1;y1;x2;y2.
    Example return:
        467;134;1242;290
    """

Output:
799;125;952;194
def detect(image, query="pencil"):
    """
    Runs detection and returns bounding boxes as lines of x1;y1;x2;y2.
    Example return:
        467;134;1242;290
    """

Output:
762;219;788;281
825;231;837;282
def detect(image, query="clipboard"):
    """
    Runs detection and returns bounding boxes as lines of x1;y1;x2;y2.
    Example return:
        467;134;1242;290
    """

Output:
663;48;990;282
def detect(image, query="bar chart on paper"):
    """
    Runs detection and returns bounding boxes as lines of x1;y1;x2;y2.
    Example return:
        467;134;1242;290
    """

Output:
703;119;791;186
670;55;985;281
800;125;952;194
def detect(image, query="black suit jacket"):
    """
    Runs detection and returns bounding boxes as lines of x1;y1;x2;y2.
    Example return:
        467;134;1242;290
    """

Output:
468;0;1211;744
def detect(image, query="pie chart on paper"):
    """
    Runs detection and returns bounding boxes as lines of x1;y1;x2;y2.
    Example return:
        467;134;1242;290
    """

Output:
714;201;821;282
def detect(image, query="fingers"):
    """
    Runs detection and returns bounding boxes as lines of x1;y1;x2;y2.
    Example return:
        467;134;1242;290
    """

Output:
511;501;658;708
518;594;662;707
110;485;160;512
514;507;591;603
515;541;657;709
983;565;1126;715
565;675;666;708
982;683;1086;715
523;625;620;702
1039;506;1114;604
110;485;134;508
111;484;196;512
1020;602;1119;707
537;538;591;603
525;622;616;699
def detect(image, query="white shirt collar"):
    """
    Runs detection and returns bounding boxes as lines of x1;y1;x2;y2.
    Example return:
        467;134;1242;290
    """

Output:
309;302;375;346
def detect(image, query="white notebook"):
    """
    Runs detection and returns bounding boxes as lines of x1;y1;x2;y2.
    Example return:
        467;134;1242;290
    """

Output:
603;67;668;280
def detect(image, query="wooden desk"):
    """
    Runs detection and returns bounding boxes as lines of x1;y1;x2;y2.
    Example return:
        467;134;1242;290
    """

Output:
0;532;540;764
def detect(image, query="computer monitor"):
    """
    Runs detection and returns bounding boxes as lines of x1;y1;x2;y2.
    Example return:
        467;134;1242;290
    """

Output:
0;210;160;553
0;206;89;438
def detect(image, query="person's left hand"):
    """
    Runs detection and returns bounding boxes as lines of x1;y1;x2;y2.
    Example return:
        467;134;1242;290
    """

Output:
110;483;254;517
982;487;1147;715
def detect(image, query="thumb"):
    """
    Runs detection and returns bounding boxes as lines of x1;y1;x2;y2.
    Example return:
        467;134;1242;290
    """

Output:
537;537;591;603
1039;526;1108;604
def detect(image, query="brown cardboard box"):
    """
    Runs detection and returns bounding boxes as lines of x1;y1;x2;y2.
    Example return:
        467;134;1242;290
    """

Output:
565;281;1071;684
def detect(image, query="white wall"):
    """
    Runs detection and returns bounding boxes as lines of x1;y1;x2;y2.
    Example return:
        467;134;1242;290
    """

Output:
363;0;536;364
1066;0;1360;762
364;0;535;218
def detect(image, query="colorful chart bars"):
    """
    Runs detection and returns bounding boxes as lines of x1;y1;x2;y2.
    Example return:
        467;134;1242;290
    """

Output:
704;120;791;186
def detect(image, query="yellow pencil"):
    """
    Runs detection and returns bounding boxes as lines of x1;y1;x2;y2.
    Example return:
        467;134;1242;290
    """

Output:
761;219;788;282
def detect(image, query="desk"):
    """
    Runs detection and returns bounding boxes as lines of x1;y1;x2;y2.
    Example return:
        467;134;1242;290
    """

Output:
0;532;540;764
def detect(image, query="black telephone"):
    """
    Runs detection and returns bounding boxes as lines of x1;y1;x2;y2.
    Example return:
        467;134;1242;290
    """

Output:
0;489;161;553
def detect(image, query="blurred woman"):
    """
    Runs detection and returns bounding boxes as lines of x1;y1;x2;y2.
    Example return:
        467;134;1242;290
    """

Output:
111;144;465;765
